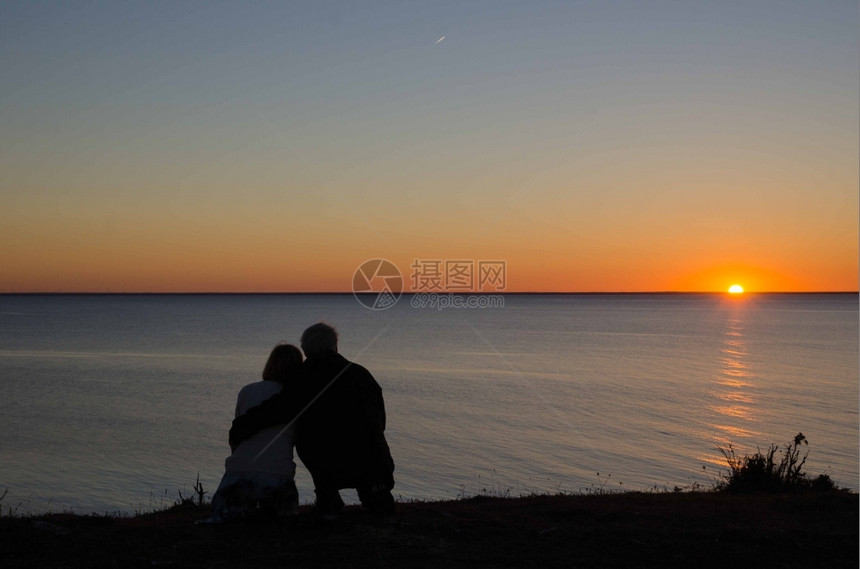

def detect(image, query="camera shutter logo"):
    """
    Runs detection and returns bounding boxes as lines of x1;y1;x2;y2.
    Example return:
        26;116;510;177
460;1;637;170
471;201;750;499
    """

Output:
352;259;403;310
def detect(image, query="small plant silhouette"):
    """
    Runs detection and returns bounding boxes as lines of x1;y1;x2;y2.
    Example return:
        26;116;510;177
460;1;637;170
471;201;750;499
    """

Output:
717;433;836;493
176;473;209;507
192;473;208;506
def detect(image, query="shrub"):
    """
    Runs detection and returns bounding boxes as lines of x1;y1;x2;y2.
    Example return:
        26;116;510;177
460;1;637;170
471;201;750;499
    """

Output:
716;433;837;494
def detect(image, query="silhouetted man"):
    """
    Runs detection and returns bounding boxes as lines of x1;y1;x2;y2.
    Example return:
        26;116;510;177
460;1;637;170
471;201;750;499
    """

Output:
229;323;395;515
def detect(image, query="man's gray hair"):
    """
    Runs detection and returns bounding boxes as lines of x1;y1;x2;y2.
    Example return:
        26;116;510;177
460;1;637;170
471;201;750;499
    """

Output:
301;322;338;356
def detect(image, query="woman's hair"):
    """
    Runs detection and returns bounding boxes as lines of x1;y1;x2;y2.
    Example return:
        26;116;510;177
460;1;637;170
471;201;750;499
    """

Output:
262;343;303;383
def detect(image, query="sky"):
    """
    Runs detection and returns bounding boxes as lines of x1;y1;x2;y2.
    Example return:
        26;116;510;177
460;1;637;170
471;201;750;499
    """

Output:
1;1;857;293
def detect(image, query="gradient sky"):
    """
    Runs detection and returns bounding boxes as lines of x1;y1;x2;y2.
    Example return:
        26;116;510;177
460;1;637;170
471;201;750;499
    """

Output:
2;1;857;292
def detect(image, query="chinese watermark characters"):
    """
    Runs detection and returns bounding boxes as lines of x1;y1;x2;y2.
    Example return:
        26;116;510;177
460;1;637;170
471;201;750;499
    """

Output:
353;259;507;310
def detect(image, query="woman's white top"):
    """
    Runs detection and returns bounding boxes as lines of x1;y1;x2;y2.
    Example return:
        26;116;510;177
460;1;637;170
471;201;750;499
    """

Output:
224;380;296;478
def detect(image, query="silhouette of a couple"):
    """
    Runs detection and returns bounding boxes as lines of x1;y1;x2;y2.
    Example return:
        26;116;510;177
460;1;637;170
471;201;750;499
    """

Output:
203;323;395;523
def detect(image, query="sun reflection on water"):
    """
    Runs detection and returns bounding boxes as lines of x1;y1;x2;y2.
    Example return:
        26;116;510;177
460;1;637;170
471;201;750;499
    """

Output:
705;309;760;466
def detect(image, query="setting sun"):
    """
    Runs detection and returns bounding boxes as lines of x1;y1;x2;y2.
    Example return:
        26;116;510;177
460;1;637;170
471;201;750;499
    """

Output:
728;285;744;294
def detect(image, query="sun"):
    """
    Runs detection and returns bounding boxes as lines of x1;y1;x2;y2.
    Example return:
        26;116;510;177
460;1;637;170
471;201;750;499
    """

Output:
728;284;744;294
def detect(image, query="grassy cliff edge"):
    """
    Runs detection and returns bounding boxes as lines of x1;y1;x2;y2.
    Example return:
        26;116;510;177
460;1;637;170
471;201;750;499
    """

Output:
1;491;857;569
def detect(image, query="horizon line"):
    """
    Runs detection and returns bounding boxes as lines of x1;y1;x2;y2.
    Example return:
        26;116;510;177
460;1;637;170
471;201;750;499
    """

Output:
1;291;857;295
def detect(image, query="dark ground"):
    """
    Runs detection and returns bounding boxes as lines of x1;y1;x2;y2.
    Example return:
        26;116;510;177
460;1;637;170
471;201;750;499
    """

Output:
1;491;857;568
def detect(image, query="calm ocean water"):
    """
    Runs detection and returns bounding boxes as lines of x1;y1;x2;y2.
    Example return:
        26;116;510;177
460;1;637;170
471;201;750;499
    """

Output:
0;293;857;513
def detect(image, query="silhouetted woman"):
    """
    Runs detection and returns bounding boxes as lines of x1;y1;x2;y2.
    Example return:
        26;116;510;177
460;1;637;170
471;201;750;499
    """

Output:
203;343;303;523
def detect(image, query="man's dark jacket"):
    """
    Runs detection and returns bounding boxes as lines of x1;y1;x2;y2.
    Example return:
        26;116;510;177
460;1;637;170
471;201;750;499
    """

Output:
229;350;395;492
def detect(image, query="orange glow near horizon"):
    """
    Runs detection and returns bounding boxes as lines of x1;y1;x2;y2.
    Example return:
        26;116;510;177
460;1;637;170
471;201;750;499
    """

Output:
728;285;744;294
0;205;857;293
1;245;857;293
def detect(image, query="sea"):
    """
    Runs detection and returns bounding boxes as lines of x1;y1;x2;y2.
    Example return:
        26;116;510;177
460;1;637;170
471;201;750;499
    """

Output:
0;293;857;514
